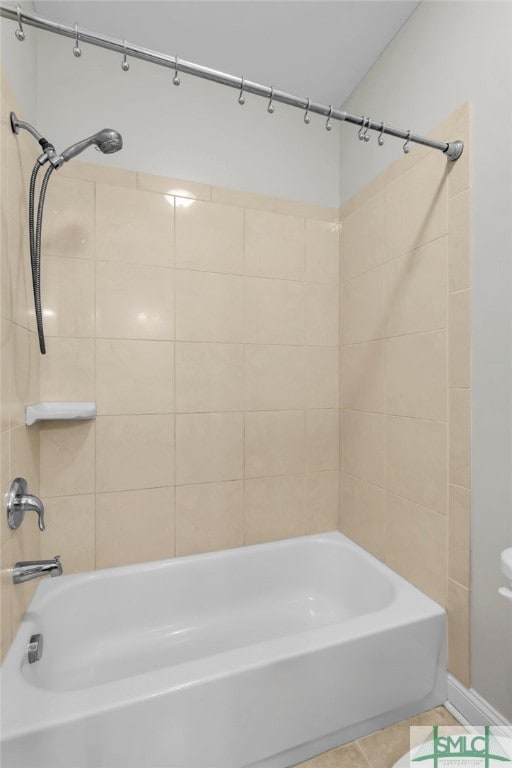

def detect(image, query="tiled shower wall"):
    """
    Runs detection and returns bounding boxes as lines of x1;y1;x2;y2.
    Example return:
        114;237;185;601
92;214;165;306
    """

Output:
339;104;471;685
1;75;42;660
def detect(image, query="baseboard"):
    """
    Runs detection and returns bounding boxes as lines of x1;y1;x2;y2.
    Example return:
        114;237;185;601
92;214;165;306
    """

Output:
446;674;511;726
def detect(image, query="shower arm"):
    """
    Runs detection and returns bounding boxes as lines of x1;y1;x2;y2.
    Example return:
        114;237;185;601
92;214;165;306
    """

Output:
0;2;464;161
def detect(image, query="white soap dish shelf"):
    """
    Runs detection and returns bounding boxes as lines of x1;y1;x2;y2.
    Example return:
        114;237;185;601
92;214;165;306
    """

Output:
25;402;96;426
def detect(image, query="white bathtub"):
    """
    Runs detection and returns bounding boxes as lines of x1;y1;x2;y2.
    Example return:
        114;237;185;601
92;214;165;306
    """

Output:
1;532;446;767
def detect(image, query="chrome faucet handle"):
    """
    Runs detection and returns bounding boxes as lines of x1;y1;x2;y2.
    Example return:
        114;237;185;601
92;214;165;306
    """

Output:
6;477;45;531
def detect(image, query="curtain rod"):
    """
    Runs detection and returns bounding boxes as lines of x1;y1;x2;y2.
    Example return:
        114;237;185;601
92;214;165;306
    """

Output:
0;3;464;161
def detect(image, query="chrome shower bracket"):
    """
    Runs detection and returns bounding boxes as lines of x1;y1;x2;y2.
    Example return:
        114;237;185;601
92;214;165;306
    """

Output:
10;111;56;161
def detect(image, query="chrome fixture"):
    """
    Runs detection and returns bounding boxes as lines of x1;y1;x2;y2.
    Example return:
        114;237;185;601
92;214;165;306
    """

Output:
14;4;24;40
172;55;180;86
403;131;412;154
325;106;333;132
378;122;385;146
10;112;122;354
304;98;311;125
73;22;81;57
121;39;129;71
27;633;43;663
238;76;246;106
267;87;275;114
0;3;464;161
6;477;45;532
13;555;62;584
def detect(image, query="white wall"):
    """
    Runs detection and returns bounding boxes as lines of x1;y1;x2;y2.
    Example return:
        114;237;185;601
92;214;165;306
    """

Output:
35;33;339;206
0;2;37;117
339;1;512;720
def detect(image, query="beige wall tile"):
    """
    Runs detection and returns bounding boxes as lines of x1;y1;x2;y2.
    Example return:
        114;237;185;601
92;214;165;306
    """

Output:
447;578;470;686
449;388;471;489
40;494;95;574
449;289;471;389
448;103;471;198
0;318;10;431
245;277;304;345
245;410;305;479
448;190;471;293
245;474;306;544
175;342;243;413
96;415;174;492
342;266;385;345
385;331;447;421
340;163;398;220
341;192;385;281
385;237;447;337
96;487;174;569
176;200;244;274
59;161;137;188
96;184;173;266
245;209;305;281
10;425;39;496
175;270;244;343
9;324;37;428
449;484;470;588
305;219;339;284
175;412;243;485
39;337;95;402
175;480;244;556
385;416;447;515
244;345;305;411
342;410;385;487
305;471;338;534
305;346;338;409
39;422;93;497
341;340;386;414
97;339;173;415
305;283;338;346
341;473;386;562
386;493;448;606
306;409;339;472
385;153;448;260
0;431;11;546
1;207;11;321
42;256;95;337
96;261;174;340
211;186;277;212
7;215;33;332
137;172;211;201
41;176;95;260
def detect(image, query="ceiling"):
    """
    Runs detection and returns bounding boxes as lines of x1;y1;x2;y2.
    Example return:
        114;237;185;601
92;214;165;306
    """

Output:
33;1;420;105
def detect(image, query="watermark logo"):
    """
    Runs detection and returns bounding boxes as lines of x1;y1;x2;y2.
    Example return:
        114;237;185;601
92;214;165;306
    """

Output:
394;726;512;767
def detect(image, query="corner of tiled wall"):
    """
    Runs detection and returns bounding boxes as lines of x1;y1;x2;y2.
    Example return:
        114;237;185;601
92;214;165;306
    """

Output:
338;102;472;687
1;72;42;662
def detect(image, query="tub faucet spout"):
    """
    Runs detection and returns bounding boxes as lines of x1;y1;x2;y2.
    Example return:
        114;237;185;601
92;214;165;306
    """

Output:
13;555;63;584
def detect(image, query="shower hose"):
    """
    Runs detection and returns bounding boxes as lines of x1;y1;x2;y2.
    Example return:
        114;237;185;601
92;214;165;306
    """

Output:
28;160;54;355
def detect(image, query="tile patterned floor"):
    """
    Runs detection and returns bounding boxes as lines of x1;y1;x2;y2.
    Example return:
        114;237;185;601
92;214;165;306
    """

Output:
295;706;461;767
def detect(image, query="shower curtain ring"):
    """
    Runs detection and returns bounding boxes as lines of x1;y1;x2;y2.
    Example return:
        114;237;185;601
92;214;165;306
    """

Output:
378;122;385;146
358;117;368;141
73;24;82;57
363;117;371;142
267;86;275;114
173;56;180;86
403;131;411;154
238;77;246;105
121;40;130;71
304;98;311;125
326;105;333;132
15;6;25;41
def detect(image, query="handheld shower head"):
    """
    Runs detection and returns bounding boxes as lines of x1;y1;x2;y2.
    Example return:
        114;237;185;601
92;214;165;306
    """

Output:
59;128;123;164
